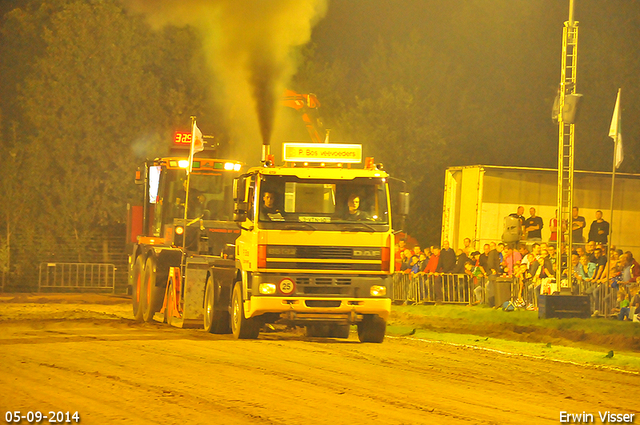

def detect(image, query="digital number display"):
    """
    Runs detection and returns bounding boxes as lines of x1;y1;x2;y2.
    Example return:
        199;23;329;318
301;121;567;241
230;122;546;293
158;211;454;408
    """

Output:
174;131;192;145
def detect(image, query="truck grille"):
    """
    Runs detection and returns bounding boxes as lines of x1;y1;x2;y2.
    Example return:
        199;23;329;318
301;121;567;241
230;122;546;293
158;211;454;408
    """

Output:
296;246;353;259
266;262;380;271
265;245;384;272
266;245;381;260
293;276;353;296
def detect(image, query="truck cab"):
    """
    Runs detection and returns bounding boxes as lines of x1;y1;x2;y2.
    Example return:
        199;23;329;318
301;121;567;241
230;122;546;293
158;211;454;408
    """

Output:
128;153;243;323
218;143;406;342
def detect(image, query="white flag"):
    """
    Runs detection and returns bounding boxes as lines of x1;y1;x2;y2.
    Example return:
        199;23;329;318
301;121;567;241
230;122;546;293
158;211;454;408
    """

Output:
187;121;204;174
609;89;623;169
192;122;204;154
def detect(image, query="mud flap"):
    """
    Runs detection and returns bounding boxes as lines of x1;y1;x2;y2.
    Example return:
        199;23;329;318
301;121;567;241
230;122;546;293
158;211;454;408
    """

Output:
181;258;209;328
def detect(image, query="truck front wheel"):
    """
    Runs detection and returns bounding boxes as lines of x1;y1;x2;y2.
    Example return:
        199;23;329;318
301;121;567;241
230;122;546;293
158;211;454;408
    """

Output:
357;315;386;343
132;256;145;322
204;277;230;334
142;257;163;323
231;282;259;339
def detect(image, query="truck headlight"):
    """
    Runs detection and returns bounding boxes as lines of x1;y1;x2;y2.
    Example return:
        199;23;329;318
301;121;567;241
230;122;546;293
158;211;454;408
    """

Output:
259;283;277;295
370;285;386;296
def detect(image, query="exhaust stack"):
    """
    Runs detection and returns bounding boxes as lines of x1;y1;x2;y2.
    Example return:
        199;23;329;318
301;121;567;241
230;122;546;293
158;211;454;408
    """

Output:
262;143;271;163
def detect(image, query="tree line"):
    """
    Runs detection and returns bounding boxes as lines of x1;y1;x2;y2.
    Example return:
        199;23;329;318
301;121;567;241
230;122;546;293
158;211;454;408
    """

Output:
1;0;639;289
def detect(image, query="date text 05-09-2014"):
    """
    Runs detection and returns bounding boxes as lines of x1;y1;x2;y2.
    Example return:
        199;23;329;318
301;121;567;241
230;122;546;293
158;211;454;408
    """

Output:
5;411;80;424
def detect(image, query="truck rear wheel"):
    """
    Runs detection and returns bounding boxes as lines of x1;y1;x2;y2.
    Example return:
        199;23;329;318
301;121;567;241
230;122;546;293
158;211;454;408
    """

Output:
204;277;230;334
357;315;386;343
231;282;259;339
306;324;350;338
164;281;175;326
142;257;163;323
132;256;145;322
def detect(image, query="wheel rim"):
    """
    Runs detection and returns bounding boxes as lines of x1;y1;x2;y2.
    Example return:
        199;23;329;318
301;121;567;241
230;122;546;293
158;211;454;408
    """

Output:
232;288;241;332
135;272;141;304
205;283;213;326
146;273;152;305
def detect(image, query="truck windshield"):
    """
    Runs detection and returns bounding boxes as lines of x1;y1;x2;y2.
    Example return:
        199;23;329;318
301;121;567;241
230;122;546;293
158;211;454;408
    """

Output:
258;176;389;227
161;170;236;222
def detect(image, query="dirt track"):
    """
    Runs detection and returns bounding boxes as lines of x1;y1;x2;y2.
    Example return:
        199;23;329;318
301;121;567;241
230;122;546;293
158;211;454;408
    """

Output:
1;297;639;424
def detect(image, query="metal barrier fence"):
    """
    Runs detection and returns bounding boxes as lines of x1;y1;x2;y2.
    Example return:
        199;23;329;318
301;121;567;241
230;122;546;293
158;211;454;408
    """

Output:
38;263;116;293
392;273;492;305
392;272;632;319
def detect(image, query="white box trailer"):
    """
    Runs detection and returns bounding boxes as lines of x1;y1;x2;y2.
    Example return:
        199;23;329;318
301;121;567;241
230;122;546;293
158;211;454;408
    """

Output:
442;165;640;252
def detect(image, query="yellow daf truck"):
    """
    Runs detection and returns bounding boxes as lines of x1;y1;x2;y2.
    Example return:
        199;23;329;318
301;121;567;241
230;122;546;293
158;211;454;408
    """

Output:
206;142;408;342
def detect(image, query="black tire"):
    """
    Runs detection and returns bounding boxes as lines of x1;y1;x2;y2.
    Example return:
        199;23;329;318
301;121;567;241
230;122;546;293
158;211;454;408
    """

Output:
132;256;145;322
142;257;164;323
305;324;323;337
231;282;259;339
306;324;350;338
357;315;386;343
331;324;351;339
204;277;230;334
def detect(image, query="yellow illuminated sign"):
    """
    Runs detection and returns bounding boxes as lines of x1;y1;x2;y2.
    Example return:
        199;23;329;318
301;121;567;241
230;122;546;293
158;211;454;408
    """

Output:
283;143;362;163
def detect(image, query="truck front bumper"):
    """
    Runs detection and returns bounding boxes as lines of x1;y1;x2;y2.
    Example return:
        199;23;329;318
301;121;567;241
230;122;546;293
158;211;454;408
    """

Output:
245;296;391;323
244;272;392;323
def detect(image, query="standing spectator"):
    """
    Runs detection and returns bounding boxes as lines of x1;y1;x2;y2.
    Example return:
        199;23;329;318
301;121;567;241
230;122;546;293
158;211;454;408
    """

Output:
571;207;586;244
453;249;469;274
479;244;491;278
592;256;623;316
464;259;483;305
549;209;558;244
424;247;442;274
588;210;610;245
400;249;412;272
467;251;484;304
409;255;421;274
592;247;608;282
502;246;522;277
623;251;640;283
439;240;456;273
395;239;407;270
462;238;472;255
416;253;428;274
412;245;423;258
548;245;557;268
485;242;501;307
425;246;443;301
524;207;544;241
585;241;596;262
579;255;596;282
497;243;505;274
530;243;542;261
567;253;581;282
510;206;526;229
519;244;531;267
535;248;555;296
515;262;532;307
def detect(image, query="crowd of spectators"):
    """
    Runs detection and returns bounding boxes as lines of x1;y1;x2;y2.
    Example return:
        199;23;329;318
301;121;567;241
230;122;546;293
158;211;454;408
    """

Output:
395;206;640;321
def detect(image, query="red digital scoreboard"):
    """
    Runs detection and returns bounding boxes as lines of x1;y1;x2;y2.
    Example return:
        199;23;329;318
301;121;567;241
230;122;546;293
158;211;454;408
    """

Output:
174;131;192;146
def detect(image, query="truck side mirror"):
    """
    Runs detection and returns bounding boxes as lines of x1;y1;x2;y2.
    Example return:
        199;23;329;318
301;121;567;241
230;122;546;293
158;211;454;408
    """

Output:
398;192;410;216
233;201;248;222
233;176;246;202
